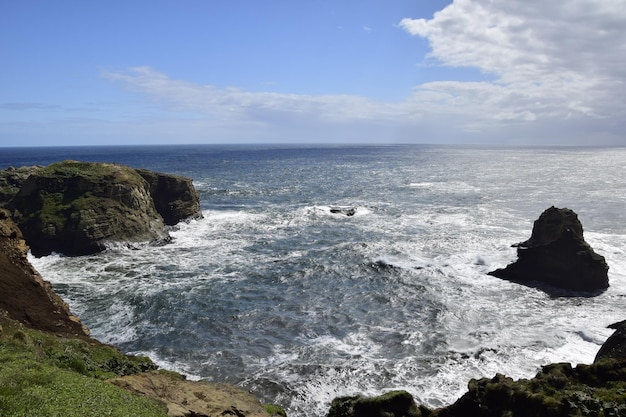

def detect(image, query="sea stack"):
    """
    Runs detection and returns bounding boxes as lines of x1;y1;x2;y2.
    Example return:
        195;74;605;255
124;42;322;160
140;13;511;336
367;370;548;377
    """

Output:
489;206;609;293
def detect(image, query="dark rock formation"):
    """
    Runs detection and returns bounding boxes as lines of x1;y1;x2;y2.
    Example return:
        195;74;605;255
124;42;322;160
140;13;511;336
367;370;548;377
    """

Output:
594;321;626;363
330;207;357;216
136;168;202;225
1;161;202;257
435;360;626;417
328;390;425;417
328;359;626;417
488;206;609;293
0;209;87;335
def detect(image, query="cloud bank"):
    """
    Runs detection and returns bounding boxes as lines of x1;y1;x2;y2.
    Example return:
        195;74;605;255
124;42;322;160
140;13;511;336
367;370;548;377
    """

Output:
105;0;626;145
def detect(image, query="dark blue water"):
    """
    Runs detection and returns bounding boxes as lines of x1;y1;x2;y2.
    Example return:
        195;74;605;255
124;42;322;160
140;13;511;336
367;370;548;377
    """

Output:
3;144;626;416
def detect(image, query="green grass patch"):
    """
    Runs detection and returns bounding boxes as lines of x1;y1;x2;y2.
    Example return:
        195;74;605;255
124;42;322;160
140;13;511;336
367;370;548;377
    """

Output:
0;353;168;417
0;317;167;417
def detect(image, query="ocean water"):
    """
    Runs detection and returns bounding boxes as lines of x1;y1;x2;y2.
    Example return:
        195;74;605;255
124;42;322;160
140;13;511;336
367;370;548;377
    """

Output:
2;144;626;416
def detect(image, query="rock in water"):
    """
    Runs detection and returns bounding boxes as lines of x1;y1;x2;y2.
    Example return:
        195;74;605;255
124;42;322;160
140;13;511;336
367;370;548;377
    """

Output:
489;206;609;293
7;161;170;257
136;168;202;225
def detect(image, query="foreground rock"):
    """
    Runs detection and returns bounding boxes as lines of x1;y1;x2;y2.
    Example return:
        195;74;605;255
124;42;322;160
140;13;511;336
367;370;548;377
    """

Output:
328;390;426;417
489;206;609;293
329;359;626;417
2;161;202;256
111;371;271;417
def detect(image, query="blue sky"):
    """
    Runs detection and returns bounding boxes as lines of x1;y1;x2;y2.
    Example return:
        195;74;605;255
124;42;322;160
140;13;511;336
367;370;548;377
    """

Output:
2;1;626;146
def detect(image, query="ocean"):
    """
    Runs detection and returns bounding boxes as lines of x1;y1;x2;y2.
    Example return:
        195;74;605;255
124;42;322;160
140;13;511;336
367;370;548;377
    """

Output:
2;144;625;416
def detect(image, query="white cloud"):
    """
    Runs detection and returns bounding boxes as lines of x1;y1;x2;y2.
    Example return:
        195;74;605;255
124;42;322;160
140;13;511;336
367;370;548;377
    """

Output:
101;1;626;145
399;0;626;125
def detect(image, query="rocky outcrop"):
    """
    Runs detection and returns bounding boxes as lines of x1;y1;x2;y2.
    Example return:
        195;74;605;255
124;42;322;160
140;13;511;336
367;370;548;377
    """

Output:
0;165;42;206
1;161;202;257
328;390;425;417
594;321;626;363
434;360;626;417
328;359;626;417
488;207;609;293
0;209;87;335
136;168;202;225
110;371;271;417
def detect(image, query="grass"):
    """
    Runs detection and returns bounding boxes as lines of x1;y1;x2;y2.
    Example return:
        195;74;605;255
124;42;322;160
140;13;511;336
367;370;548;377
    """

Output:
0;356;168;417
0;317;168;417
38;161;140;184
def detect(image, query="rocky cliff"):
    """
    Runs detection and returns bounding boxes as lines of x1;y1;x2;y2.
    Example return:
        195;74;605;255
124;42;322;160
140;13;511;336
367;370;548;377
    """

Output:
136;168;202;225
0;208;87;335
0;161;202;257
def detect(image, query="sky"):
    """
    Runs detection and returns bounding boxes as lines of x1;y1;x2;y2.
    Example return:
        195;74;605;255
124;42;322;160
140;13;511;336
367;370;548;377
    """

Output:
1;0;626;147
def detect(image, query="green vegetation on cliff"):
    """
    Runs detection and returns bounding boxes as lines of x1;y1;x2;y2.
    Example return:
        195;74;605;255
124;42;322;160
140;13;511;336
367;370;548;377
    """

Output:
0;315;168;417
327;360;626;417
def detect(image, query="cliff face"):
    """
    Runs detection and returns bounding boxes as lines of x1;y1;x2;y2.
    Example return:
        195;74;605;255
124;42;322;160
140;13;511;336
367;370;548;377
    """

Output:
1;161;202;257
0;209;87;335
136;168;202;226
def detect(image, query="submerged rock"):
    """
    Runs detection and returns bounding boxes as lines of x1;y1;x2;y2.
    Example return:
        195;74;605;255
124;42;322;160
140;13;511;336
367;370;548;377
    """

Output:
330;207;357;216
488;206;609;293
2;161;202;256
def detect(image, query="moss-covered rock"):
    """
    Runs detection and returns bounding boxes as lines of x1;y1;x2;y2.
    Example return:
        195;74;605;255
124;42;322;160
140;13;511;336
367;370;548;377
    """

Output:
1;161;202;256
6;161;169;256
0;314;166;417
328;390;425;417
327;360;626;417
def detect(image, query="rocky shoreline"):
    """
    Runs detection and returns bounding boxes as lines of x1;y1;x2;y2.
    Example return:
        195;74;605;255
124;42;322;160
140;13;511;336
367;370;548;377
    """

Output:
1;162;625;416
